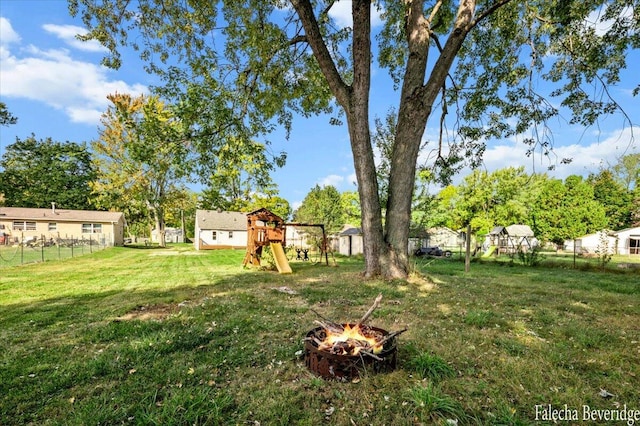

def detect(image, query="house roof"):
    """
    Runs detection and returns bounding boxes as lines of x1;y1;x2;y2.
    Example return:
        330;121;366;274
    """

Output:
196;210;247;231
427;226;458;235
614;226;640;235
489;226;506;235
340;226;362;236
506;224;534;237
0;207;124;223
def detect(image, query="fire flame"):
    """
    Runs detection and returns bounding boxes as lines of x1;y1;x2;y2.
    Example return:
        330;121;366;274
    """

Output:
317;323;384;356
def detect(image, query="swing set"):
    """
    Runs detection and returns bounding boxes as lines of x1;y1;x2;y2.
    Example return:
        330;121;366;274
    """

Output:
285;222;329;265
242;208;329;273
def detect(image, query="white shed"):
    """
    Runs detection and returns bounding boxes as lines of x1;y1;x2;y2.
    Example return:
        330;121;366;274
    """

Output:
338;226;363;256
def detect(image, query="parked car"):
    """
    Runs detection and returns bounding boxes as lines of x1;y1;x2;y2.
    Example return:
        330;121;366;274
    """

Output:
414;246;452;258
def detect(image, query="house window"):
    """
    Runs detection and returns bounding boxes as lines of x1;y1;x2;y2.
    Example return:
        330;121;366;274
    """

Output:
48;223;57;231
212;231;217;240
228;231;233;239
13;221;36;231
82;223;102;233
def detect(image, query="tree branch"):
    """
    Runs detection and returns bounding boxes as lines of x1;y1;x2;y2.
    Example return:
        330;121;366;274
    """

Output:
291;0;350;107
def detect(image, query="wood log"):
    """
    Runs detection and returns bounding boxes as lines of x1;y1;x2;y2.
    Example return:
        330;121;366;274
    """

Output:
355;294;382;327
375;327;408;348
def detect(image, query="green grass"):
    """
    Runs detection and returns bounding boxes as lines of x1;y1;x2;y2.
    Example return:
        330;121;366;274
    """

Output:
1;246;639;425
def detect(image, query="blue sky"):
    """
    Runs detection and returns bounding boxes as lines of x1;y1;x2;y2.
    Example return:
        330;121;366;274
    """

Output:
1;0;638;210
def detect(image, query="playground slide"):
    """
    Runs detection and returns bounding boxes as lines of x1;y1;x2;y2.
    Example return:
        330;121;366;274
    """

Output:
270;242;293;274
482;245;497;257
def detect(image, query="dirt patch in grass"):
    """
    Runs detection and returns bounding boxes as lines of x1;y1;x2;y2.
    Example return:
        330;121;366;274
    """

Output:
115;303;181;321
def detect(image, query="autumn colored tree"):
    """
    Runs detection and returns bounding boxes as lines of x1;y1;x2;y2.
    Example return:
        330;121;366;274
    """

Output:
71;0;638;278
92;94;190;247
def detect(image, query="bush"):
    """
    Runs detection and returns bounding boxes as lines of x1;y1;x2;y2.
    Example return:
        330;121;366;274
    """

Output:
517;245;545;267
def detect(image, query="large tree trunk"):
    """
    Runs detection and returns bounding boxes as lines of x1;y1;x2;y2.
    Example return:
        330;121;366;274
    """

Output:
384;0;477;278
347;0;386;278
294;0;475;279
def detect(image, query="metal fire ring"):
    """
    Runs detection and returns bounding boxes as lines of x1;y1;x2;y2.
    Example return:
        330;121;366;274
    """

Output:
303;324;398;381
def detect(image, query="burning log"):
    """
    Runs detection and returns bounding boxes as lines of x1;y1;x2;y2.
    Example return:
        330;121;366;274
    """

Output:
306;294;406;358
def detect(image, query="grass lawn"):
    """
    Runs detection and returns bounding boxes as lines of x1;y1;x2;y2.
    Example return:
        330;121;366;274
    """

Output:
1;245;638;425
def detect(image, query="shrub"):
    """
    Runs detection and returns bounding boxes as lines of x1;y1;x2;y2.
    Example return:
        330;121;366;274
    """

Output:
517;245;545;267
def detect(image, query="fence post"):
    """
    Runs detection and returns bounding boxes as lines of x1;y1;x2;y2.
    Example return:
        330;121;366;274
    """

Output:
41;235;44;263
57;232;61;260
21;231;24;265
71;235;74;258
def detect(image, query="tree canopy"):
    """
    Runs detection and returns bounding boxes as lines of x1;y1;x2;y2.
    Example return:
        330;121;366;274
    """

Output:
92;93;190;247
0;102;18;127
70;0;639;278
0;135;96;210
294;184;345;235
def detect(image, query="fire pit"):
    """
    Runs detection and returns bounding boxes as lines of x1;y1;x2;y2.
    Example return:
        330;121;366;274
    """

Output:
302;295;406;381
304;323;398;380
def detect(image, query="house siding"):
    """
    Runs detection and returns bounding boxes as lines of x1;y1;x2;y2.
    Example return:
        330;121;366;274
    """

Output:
194;210;247;250
0;207;125;246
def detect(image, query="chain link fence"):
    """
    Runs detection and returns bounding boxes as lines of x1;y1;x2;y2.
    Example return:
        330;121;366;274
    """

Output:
0;233;112;267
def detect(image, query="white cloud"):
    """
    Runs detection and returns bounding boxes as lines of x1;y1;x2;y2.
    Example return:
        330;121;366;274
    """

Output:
586;5;634;37
0;17;21;45
329;0;384;29
0;18;147;125
318;174;345;187
478;126;639;179
346;172;357;187
43;24;108;52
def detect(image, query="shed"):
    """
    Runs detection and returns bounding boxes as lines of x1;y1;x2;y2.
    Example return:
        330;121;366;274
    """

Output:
194;210;247;250
338;226;363;256
0;206;125;246
426;227;460;247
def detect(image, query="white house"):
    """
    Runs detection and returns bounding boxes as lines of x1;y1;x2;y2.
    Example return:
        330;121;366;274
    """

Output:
564;227;640;255
616;226;640;255
194;210;247;250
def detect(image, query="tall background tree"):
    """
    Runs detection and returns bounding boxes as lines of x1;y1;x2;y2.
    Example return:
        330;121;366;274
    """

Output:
0;101;19;206
92;93;190;247
0;135;96;210
71;0;638;279
294;185;345;236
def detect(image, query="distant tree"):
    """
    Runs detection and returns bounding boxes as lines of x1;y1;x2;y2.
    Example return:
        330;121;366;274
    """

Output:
611;153;640;227
452;170;496;235
92;93;190;247
164;189;198;240
490;167;533;226
197;137;285;212
242;193;292;221
294;185;344;235
340;190;362;228
532;175;607;248
0;135;96;210
0;102;17;126
612;153;640;191
588;169;632;230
